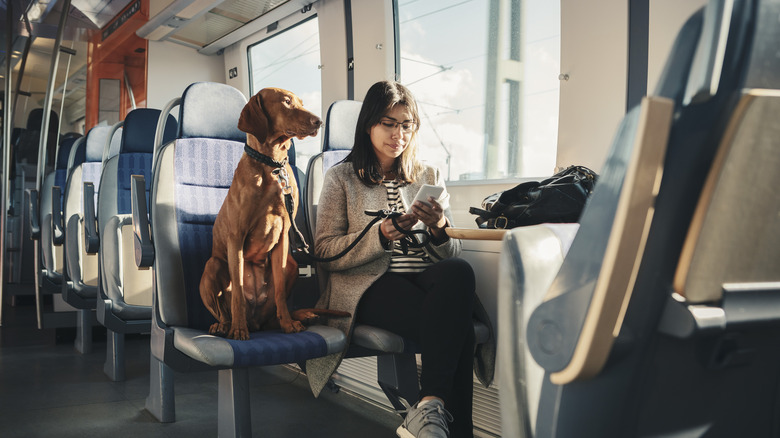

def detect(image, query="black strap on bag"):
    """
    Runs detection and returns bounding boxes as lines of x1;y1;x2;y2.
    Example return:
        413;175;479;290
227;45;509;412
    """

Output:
469;165;598;229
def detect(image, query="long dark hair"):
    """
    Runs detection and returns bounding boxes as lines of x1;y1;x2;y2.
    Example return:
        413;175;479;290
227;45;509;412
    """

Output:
346;80;422;185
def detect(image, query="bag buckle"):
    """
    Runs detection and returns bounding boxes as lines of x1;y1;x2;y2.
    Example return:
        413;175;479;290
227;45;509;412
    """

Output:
495;215;509;229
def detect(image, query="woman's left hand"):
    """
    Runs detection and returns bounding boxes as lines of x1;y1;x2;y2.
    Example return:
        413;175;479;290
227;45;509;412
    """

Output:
411;198;447;230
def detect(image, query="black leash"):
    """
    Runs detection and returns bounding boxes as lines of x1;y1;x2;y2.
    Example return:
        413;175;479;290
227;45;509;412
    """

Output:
243;144;431;264
288;207;431;263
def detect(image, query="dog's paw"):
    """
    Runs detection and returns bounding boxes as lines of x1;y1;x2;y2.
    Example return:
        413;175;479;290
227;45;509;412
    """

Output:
281;319;306;334
228;326;250;340
209;322;230;337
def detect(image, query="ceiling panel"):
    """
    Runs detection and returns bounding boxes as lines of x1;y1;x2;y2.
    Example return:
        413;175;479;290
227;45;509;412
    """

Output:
164;0;288;48
70;0;133;29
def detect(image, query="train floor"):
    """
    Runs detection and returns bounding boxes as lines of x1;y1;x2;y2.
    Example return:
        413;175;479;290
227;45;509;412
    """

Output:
0;287;399;438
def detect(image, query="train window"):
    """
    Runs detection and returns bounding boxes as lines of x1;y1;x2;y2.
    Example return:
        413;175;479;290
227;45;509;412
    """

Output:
248;16;322;171
397;0;560;181
99;78;121;125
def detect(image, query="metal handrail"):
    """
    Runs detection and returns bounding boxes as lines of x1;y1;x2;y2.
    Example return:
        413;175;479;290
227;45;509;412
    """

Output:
1;0;15;327
33;0;71;329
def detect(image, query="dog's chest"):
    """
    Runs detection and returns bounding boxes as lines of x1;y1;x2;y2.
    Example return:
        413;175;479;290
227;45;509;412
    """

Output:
243;217;285;263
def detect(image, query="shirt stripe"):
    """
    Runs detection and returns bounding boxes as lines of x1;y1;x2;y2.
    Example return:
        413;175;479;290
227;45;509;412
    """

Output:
383;180;432;273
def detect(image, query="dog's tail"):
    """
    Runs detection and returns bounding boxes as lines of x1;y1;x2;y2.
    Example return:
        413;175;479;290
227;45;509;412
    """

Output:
291;309;351;324
297;308;350;317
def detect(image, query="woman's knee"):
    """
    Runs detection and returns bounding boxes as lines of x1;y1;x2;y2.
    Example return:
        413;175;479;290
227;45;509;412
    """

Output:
437;258;475;288
423;258;476;302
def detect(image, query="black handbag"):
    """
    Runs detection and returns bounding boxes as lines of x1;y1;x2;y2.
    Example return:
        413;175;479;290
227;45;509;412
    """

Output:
469;165;598;229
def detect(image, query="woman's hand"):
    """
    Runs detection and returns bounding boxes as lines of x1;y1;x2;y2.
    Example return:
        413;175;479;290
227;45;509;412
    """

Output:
380;212;419;241
411;198;447;230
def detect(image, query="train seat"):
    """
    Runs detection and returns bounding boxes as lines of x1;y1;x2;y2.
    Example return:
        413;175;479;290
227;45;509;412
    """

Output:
304;99;493;414
133;81;346;435
36;135;84;291
6;109;60;284
13;108;59;179
498;0;780;436
60;123;117;353
96;108;177;381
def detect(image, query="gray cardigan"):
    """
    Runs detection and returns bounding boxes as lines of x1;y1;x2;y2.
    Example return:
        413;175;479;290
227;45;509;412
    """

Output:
305;162;495;397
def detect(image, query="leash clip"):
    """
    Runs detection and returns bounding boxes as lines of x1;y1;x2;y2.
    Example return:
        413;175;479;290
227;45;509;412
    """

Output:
272;167;293;195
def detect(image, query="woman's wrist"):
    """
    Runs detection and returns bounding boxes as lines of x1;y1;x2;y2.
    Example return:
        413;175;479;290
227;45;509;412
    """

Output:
430;217;448;232
429;219;449;244
378;225;392;249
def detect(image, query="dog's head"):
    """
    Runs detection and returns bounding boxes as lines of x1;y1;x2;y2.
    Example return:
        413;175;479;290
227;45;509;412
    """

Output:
238;88;322;149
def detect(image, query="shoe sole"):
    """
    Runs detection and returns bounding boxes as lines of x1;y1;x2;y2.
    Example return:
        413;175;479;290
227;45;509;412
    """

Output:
396;425;415;438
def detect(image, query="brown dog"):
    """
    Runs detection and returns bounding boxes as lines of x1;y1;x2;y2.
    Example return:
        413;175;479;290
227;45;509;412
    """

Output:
199;87;347;340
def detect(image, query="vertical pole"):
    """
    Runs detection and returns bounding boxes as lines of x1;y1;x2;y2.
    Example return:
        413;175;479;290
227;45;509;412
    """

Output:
36;0;71;194
58;45;75;137
483;0;500;179
123;71;137;110
1;0;15;326
484;0;524;179
627;0;649;111
34;0;71;329
344;0;354;100
13;11;33;117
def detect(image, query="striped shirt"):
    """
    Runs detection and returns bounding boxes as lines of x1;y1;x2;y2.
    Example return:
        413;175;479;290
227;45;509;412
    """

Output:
383;180;433;273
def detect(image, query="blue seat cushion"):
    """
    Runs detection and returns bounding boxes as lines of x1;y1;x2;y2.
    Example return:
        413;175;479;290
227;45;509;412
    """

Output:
174;137;244;330
172;326;346;367
117;152;153;214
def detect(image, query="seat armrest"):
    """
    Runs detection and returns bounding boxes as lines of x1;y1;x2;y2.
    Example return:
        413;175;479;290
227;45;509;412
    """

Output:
131;175;154;268
52;186;64;245
28;189;40;240
83;182;99;254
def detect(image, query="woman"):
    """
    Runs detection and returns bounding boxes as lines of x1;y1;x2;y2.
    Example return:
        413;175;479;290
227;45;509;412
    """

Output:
305;80;492;438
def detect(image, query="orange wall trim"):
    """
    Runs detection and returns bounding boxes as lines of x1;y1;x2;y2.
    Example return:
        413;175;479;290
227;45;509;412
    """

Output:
86;0;149;130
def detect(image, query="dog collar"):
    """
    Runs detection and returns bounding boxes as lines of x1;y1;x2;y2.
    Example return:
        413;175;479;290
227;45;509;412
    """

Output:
244;144;288;168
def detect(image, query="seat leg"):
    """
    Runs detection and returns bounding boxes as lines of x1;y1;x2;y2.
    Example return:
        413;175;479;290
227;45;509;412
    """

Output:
377;353;420;415
74;308;92;354
218;368;252;438
104;330;125;381
145;356;175;423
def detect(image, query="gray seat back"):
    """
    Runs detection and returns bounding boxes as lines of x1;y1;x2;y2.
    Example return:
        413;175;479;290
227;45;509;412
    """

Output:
151;82;247;329
498;1;780;436
99;108;177;315
63;125;112;290
40;136;83;277
304;100;362;241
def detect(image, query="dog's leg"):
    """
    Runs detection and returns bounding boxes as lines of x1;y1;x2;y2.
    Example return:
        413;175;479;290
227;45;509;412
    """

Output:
270;236;303;333
200;257;232;336
227;241;250;340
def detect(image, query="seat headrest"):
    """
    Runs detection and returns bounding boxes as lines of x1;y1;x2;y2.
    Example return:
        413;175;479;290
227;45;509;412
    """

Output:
322;100;362;152
56;136;81;170
106;127;123;161
653;9;704;104
178;82;247;142
67;137;87;170
85;125;112;163
288;139;296;168
26;108;59;130
121;109;178;154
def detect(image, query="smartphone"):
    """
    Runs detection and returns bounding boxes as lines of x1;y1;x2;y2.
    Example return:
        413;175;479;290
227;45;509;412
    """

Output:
413;184;445;207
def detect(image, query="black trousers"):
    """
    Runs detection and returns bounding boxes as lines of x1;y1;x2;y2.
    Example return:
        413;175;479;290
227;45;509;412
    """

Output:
356;257;476;438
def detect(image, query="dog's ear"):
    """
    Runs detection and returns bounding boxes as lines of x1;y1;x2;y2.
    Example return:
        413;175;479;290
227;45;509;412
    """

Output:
238;91;269;143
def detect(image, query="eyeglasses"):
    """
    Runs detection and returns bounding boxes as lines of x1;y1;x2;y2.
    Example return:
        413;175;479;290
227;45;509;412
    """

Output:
379;118;417;134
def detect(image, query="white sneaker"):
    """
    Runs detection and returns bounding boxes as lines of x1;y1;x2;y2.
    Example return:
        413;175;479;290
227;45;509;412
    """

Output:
396;399;453;438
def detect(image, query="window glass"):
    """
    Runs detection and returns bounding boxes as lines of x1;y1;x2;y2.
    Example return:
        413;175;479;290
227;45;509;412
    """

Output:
248;16;321;171
397;0;560;180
